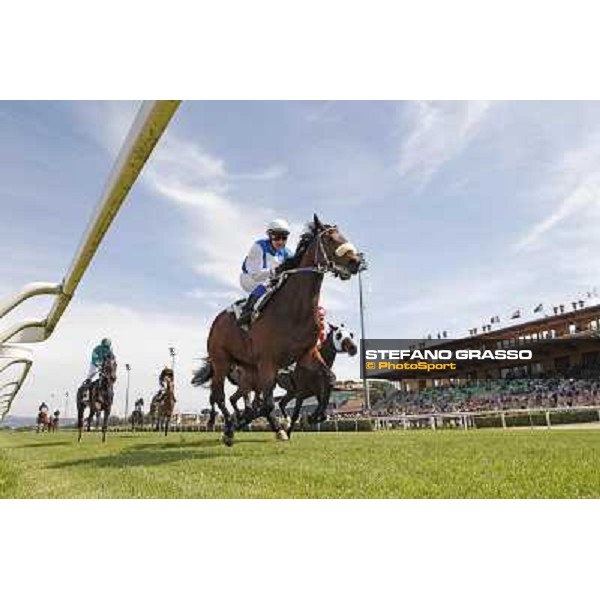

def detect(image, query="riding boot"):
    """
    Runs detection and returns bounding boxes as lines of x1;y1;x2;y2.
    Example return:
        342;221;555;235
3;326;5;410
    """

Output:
237;294;260;326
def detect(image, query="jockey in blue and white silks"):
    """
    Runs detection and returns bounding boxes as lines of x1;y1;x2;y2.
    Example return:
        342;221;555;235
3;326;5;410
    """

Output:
237;219;293;325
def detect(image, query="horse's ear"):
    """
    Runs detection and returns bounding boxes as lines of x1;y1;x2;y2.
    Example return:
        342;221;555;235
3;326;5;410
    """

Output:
313;214;323;230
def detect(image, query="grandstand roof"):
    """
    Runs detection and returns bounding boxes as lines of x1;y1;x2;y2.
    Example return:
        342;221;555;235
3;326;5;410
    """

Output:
458;302;600;342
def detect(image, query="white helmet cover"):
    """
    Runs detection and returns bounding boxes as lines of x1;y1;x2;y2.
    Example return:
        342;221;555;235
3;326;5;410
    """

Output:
266;218;290;234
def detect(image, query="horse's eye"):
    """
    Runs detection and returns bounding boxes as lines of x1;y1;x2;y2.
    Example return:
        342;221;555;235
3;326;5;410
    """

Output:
350;333;354;338
336;333;342;340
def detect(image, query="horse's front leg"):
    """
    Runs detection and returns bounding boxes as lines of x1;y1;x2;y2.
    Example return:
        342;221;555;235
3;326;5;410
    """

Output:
207;401;217;431
287;394;306;439
258;362;287;442
101;408;110;442
210;360;235;446
278;389;293;421
228;388;243;423
308;380;328;424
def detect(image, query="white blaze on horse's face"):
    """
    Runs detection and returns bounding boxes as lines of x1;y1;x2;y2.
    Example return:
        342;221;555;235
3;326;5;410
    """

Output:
321;226;362;279
334;242;358;258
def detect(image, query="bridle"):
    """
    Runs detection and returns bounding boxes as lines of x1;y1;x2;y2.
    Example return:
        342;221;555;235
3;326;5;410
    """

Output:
329;324;356;353
274;227;361;281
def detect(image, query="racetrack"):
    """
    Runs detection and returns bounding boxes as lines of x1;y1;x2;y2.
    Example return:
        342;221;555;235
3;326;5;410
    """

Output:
1;429;599;498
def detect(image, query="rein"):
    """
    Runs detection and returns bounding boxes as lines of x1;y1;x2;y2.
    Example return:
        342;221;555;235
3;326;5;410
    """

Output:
273;228;349;282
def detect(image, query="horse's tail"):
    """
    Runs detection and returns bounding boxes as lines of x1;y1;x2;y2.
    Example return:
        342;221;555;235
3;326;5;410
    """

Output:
191;358;213;388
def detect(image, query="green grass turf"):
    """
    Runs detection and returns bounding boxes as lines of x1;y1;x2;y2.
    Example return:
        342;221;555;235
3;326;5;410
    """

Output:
0;429;599;498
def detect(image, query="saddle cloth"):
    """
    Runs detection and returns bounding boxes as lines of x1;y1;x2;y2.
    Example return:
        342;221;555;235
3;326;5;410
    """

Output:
227;281;282;330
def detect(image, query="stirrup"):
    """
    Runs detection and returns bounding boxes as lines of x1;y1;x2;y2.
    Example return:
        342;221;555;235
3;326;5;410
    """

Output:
237;299;256;326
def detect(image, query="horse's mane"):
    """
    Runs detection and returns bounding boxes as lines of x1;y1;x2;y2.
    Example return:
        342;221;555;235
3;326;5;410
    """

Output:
278;221;332;272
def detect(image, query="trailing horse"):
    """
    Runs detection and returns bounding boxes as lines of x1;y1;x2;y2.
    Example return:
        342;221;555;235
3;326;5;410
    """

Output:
277;323;357;437
192;214;363;446
76;355;117;443
49;410;60;432
36;410;50;433
149;372;176;435
131;407;144;431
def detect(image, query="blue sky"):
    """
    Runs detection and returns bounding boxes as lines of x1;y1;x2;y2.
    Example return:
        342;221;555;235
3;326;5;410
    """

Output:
2;100;600;415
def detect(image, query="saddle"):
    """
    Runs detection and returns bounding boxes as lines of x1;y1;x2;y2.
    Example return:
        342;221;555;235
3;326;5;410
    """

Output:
79;378;97;399
227;281;282;330
151;390;166;407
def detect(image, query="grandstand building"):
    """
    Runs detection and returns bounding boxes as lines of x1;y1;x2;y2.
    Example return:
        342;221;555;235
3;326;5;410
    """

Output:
397;302;600;391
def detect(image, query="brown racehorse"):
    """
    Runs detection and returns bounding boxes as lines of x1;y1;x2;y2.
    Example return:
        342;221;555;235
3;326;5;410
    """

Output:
155;372;176;436
149;370;176;435
76;355;117;443
49;410;60;432
192;215;362;446
131;406;144;431
36;411;50;433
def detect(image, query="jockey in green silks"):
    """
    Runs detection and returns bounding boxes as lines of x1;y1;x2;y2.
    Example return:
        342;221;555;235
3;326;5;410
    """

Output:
86;338;115;383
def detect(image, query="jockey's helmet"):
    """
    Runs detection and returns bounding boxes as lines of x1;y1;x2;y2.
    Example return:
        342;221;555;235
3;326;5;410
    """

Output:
101;338;112;348
266;219;290;235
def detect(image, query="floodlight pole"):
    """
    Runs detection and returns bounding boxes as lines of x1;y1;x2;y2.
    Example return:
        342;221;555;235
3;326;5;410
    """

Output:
169;347;176;373
125;363;131;420
358;264;371;412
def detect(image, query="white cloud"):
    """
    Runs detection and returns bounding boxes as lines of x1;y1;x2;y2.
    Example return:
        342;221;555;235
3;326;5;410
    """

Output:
513;177;600;250
514;133;600;251
231;164;288;181
187;288;239;301
398;100;490;188
142;132;296;289
72;101;141;156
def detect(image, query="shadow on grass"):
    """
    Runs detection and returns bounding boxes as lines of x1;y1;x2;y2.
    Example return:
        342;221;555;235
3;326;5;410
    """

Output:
47;435;272;470
129;438;223;451
13;441;73;449
48;448;216;469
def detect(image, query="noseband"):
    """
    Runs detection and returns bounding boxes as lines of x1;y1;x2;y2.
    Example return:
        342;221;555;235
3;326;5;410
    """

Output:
275;227;359;280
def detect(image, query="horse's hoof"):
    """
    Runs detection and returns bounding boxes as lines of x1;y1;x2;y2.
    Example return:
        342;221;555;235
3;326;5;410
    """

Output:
276;429;289;442
222;434;234;447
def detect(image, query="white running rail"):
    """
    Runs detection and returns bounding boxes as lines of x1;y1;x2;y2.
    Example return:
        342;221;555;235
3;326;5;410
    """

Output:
0;345;33;421
0;100;181;420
